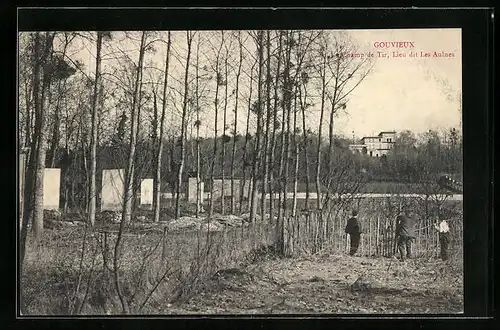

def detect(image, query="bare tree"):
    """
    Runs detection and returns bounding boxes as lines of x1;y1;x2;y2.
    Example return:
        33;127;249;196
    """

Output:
323;34;372;238
240;61;255;214
314;36;328;213
20;32;43;267
88;31;105;226
230;31;244;215
48;33;77;168
114;31;147;315
249;30;265;223
291;87;300;218
260;30;273;221
220;32;231;215
194;33;202;218
31;32;56;242
208;32;225;217
299;76;311;209
275;30;294;253
268;31;282;219
326;33;372;174
153;32;171;223
175;31;194;219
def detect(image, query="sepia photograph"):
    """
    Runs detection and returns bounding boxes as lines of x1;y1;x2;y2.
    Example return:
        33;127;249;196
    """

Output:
18;26;464;315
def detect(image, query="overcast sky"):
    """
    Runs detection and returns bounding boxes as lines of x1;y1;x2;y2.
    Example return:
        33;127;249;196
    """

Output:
335;28;462;139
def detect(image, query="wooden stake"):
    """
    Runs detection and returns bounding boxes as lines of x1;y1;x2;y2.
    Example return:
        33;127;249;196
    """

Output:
376;215;380;256
368;215;372;256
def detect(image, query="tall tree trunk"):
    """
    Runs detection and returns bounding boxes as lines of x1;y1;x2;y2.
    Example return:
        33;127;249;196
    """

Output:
48;37;71;168
327;56;341;177
115;31;147;315
276;31;292;255
315;52;327;211
283;59;292;238
300;83;311;209
260;30;272;221
167;138;175;206
221;38;228;215
325;99;337;238
32;32;55;243
276;31;289;253
292;93;299;218
23;80;33;150
175;32;193;219
195;33;202;218
88;31;103;226
323;58;341;241
49;108;60;168
151;90;158;203
231;31;243;215
20;32;45;270
240;63;254;214
268;31;282;220
153;31;171;223
249;31;264;223
132;80;145;213
208;34;224;217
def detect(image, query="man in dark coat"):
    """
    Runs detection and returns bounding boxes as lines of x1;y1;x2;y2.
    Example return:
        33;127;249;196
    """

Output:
395;208;416;261
345;210;362;256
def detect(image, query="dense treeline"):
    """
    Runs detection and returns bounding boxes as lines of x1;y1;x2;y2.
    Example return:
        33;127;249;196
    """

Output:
44;127;462;210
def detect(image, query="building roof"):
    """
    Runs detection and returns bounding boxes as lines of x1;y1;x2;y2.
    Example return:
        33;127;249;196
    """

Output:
360;131;396;141
377;131;396;136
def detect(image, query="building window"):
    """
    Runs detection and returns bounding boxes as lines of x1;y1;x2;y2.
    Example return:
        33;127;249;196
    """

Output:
369;151;373;156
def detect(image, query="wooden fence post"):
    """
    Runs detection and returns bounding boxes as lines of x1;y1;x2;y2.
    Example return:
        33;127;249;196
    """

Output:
435;228;439;258
383;216;387;257
416;224;421;258
368;215;372;256
361;231;364;256
102;231;109;271
161;226;168;262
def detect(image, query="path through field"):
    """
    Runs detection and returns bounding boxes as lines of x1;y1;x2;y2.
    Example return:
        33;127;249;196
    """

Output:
163;253;463;314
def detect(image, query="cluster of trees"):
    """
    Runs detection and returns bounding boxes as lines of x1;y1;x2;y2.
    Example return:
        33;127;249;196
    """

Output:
362;128;462;184
18;30;462;269
19;30;373;227
18;30;464;315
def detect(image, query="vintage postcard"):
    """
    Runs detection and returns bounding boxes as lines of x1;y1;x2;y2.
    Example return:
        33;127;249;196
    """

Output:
18;24;464;315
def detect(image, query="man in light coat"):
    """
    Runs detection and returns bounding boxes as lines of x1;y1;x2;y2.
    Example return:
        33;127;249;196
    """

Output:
434;215;451;261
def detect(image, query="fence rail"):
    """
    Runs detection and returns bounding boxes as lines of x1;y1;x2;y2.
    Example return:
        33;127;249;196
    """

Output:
282;198;463;258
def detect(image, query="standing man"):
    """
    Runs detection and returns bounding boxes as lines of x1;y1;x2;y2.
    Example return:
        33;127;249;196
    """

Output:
345;210;362;256
395;207;416;261
434;215;450;261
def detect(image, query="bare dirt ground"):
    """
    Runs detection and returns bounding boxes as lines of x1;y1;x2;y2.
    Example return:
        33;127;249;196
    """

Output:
163;252;463;315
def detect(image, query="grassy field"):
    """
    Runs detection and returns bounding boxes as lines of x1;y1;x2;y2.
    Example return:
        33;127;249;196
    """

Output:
21;224;463;315
166;253;463;314
21;196;463;315
21;219;275;315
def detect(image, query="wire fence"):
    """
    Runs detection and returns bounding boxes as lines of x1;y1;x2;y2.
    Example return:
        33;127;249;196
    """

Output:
283;197;463;259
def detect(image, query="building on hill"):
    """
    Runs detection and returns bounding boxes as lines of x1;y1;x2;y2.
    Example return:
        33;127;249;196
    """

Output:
349;131;396;157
